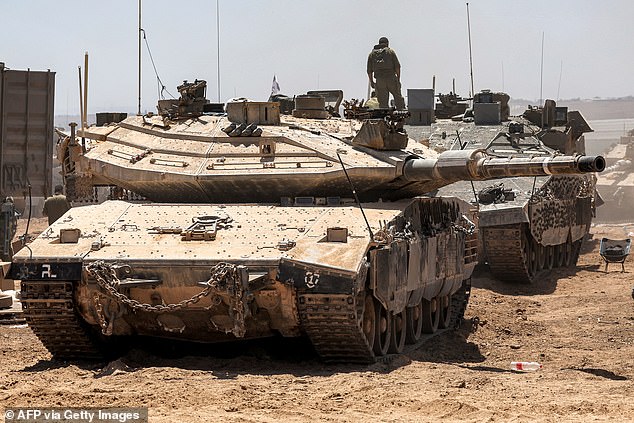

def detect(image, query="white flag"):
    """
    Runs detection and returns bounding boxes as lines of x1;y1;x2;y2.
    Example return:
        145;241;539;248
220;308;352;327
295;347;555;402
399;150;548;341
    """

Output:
271;75;280;96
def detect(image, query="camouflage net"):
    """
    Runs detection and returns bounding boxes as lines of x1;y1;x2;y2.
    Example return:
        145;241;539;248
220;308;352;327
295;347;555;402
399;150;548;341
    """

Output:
529;175;595;243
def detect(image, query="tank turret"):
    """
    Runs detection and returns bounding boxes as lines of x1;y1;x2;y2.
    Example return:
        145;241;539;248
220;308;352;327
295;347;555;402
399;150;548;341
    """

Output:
60;96;602;204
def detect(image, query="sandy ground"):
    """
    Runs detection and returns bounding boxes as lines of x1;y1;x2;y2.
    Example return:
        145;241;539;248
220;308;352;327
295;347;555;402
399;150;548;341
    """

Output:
1;220;633;422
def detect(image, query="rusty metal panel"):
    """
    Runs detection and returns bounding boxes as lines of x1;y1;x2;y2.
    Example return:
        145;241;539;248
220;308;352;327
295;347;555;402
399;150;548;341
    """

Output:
407;236;424;306
455;231;466;276
370;247;390;309
422;236;442;300
436;233;447;280
0;67;55;198
389;240;408;312
438;274;461;298
371;241;409;312
445;231;462;277
406;235;421;292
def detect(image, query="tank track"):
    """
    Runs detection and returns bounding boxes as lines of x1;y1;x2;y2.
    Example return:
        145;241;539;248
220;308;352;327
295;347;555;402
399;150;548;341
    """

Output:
298;279;472;364
21;281;103;359
298;293;375;363
482;223;578;283
482;225;532;282
449;277;471;328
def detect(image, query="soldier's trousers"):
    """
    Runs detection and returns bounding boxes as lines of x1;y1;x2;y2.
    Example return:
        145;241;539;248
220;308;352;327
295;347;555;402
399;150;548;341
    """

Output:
376;76;406;110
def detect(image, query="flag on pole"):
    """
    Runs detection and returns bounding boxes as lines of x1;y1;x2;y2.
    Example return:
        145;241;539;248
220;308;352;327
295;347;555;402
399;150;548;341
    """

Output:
271;75;280;96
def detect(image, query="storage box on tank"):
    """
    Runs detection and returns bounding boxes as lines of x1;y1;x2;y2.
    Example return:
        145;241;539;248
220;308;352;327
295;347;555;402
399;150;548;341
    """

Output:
473;102;501;125
0;261;12;291
96;112;128;127
226;101;280;125
406;109;434;126
407;89;435;110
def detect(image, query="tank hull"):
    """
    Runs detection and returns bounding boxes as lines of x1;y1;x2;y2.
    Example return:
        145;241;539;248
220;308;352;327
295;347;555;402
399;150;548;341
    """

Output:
68;114;422;203
12;197;478;362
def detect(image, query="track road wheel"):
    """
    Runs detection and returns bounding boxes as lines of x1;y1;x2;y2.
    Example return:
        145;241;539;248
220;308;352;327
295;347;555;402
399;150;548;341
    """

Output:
388;310;406;354
373;300;391;356
563;238;574;267
544;245;555;270
421;297;440;334
527;237;538;278
537;243;546;270
361;293;376;350
555;243;566;268
438;294;452;329
405;300;423;344
571;240;583;266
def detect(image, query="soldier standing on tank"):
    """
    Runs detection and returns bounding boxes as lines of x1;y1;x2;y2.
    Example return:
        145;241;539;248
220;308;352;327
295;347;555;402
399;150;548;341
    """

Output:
42;185;71;226
367;37;406;110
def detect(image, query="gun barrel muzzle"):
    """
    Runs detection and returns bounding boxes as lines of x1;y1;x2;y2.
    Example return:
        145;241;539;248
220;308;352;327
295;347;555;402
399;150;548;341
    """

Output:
577;155;605;173
402;149;605;183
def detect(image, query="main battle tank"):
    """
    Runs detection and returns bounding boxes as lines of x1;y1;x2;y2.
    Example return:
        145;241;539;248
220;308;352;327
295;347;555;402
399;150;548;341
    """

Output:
9;82;604;362
594;129;634;222
427;92;600;283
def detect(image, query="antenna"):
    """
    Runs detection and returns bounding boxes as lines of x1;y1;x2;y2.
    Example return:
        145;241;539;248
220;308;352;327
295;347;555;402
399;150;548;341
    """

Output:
466;3;475;99
78;66;83;129
556;60;563;101
84;52;88;127
336;151;373;239
216;0;221;102
501;60;504;92
138;0;142;115
539;31;544;104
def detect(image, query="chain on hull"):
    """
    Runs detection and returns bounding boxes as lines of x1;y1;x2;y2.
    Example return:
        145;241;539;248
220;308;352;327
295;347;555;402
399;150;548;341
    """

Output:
21;278;472;363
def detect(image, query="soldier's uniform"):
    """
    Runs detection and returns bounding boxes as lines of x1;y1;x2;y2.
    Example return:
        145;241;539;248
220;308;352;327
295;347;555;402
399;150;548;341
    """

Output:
42;190;71;226
367;38;405;110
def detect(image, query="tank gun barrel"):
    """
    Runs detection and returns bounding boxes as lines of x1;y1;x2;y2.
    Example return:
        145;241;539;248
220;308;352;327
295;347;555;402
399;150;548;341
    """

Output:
402;150;605;183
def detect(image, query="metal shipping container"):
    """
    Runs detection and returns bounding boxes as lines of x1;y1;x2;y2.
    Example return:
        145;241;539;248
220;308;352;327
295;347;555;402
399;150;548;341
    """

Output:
0;63;55;200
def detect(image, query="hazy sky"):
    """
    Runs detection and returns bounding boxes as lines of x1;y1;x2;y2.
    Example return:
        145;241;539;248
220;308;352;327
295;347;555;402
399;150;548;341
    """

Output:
2;0;633;116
